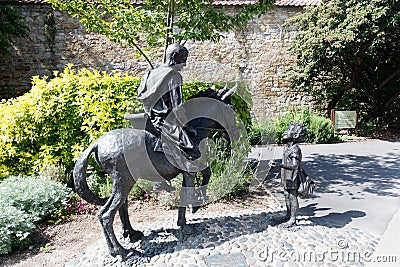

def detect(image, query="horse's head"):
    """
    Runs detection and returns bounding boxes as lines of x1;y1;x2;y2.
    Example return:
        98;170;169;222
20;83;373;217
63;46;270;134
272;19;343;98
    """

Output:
188;86;236;108
185;86;239;140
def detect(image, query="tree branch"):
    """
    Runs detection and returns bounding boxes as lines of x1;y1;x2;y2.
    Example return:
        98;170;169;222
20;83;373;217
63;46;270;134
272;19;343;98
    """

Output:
181;0;213;46
350;37;375;86
163;0;175;62
379;67;400;90
121;26;154;69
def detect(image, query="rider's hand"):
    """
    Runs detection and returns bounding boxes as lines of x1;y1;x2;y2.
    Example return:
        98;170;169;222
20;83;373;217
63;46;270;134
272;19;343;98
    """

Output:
184;125;197;136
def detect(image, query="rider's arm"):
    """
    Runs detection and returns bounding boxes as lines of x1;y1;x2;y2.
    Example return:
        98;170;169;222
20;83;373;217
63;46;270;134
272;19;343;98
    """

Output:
170;85;182;108
168;73;183;108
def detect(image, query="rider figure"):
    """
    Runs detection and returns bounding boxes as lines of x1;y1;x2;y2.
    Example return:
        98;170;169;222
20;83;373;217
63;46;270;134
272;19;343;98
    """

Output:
137;43;200;161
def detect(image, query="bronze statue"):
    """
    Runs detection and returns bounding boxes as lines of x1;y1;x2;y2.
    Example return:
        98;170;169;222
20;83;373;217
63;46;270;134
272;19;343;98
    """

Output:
137;44;199;160
73;88;237;257
271;122;307;228
73;44;240;256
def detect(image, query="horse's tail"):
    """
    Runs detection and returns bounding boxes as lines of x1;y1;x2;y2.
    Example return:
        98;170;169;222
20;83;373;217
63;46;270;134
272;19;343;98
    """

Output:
73;143;108;206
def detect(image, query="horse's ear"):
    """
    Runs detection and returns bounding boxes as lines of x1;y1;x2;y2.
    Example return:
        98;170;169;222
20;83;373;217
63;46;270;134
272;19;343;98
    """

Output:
221;83;237;100
217;83;228;96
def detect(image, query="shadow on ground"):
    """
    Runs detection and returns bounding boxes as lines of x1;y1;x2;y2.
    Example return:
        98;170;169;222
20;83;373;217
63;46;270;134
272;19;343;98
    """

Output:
122;203;366;261
133;211;277;258
299;203;366;228
300;152;400;198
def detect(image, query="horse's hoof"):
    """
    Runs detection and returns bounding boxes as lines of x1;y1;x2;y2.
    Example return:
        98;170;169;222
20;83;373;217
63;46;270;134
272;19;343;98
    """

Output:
110;248;128;257
129;230;144;243
123;229;144;242
270;216;290;226
279;220;296;229
124;248;142;259
190;205;201;214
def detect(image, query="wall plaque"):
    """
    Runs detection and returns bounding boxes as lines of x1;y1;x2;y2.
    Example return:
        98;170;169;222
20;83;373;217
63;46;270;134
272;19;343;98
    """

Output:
332;110;358;129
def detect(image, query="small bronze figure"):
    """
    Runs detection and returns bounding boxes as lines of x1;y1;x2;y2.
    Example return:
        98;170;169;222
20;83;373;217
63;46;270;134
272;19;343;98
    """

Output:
271;122;307;228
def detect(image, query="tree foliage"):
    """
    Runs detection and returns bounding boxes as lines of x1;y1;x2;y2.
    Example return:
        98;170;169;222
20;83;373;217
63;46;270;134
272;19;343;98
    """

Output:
48;0;274;68
288;0;400;127
0;2;28;56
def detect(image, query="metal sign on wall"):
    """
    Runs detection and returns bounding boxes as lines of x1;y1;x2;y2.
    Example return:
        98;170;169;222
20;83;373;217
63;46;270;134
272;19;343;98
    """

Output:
331;110;358;130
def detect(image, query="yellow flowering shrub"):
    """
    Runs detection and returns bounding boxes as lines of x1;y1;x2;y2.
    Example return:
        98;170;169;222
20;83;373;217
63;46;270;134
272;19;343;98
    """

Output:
0;65;141;181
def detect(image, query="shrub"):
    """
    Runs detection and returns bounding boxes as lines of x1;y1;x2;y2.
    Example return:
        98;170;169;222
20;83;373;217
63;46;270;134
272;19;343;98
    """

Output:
0;175;71;254
308;114;334;143
248;109;334;145
154;135;252;208
206;130;252;200
0;175;71;222
0;205;35;254
247;118;276;146
0;65;142;182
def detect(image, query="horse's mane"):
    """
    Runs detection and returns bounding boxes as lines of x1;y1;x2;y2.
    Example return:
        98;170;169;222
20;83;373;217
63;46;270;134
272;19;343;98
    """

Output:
187;88;220;100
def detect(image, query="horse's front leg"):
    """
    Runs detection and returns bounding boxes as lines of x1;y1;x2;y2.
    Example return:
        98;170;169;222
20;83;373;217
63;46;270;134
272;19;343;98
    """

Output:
191;166;211;214
177;171;196;227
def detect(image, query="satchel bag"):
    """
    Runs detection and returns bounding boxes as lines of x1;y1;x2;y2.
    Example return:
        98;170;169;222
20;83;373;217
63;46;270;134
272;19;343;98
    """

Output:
297;166;315;199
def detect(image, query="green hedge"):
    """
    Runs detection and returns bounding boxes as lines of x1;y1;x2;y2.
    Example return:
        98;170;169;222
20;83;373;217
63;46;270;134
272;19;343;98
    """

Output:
0;65;251;182
249;109;334;145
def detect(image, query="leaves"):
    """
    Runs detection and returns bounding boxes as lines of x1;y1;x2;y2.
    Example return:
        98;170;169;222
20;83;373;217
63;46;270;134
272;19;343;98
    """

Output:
0;4;28;56
0;65;141;180
0;175;70;254
288;0;400;126
48;0;275;65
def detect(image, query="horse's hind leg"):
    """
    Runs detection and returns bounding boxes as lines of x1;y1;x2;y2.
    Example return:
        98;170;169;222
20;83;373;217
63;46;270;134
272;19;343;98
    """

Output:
119;199;144;242
199;166;211;202
98;174;134;257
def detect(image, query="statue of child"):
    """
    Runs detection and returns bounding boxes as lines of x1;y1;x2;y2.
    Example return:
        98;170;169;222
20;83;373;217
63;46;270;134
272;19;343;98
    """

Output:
271;122;307;228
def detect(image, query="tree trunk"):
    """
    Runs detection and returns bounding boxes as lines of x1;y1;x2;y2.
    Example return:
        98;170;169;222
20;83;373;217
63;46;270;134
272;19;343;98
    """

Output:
163;0;175;62
327;86;350;111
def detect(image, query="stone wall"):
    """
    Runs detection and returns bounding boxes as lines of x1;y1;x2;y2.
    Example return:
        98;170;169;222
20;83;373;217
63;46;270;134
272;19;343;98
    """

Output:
0;4;55;98
182;6;313;117
0;3;149;99
0;3;313;117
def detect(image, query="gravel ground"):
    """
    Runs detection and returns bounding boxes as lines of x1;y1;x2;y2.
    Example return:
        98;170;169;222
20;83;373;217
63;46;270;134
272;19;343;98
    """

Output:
67;205;379;267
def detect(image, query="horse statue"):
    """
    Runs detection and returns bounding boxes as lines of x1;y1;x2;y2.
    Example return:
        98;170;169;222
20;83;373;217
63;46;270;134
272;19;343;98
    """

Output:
73;87;238;257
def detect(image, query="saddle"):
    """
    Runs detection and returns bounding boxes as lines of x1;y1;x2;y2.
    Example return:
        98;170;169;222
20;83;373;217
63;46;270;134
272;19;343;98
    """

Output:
124;113;199;160
124;113;148;130
124;113;163;151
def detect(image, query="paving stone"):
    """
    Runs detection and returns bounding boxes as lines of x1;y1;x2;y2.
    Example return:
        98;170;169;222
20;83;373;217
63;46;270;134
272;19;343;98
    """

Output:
65;208;380;267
